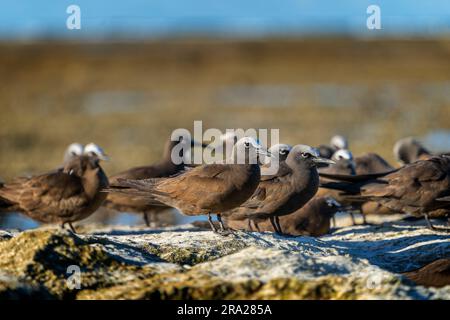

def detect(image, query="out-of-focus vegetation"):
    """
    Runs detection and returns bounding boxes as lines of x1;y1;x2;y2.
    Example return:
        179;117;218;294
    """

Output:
1;38;450;179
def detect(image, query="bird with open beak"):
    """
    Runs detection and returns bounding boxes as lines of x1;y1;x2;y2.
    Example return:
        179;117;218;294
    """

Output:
223;144;335;234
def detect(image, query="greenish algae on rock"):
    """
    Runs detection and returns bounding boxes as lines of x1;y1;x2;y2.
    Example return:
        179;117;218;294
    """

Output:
142;238;248;265
0;221;449;300
0;229;162;299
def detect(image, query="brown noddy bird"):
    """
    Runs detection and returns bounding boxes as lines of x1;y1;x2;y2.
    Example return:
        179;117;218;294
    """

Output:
403;258;450;288
354;152;394;175
55;142;109;173
222;145;335;234
103;136;207;226
317;135;348;159
319;155;450;231
225;196;341;237
393;137;432;165
393;137;450;165
352;152;396;217
0;155;109;232
63;143;85;164
260;143;292;177
105;137;269;233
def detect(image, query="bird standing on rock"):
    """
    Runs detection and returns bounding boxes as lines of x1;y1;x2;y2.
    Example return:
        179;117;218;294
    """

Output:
104;136;208;226
319;155;450;231
0;155;109;232
222;145;335;234
105;137;269;234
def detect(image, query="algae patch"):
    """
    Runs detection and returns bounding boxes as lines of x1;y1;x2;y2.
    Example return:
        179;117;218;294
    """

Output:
0;230;161;299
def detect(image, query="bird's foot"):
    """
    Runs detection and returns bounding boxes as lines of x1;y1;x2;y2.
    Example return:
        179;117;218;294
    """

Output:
61;222;77;233
425;214;450;233
428;225;450;233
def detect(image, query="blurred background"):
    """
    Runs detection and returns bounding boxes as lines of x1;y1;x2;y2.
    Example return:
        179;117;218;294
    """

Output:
1;0;450;228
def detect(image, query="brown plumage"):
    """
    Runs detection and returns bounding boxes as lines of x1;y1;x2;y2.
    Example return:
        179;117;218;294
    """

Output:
105;137;267;233
222;145;335;234
103;138;189;226
320;156;450;230
354;153;394;175
225;196;341;236
0;155;109;232
403;258;450;288
353;153;396;216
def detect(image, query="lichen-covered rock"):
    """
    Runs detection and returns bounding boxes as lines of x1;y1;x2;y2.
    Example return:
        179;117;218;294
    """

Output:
0;219;449;300
0;229;180;299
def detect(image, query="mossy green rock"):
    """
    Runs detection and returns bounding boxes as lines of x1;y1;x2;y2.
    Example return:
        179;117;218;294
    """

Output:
0;229;166;299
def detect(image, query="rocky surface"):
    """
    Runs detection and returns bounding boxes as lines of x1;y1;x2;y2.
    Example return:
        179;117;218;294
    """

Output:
0;219;449;300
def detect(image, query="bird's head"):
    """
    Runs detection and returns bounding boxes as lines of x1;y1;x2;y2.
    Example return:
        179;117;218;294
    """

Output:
287;144;336;168
84;143;109;161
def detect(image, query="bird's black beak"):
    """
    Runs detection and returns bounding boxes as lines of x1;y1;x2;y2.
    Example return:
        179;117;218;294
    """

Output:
191;140;213;150
256;147;272;157
313;156;335;165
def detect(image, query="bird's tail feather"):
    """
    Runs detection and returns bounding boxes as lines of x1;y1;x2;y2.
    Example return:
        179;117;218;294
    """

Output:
319;181;362;194
319;170;395;183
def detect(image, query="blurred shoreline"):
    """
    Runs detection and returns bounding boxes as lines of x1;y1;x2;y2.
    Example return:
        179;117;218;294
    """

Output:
1;37;450;180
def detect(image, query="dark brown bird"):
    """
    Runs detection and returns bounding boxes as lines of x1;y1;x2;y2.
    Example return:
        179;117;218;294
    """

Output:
54;142;109;173
354;152;394;175
260;143;292;177
319;155;450;231
393;137;450;166
0;155;109;232
352;152;396;217
226;196;341;236
103;136;206;226
317;135;349;159
393;137;432;165
105;137;268;233
403;258;450;288
222;145;335;234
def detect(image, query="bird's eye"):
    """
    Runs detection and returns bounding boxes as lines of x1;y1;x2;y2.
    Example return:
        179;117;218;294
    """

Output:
280;150;286;155
244;142;250;148
301;152;309;158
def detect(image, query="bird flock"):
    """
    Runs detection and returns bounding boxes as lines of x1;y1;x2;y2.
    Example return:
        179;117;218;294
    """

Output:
0;133;449;236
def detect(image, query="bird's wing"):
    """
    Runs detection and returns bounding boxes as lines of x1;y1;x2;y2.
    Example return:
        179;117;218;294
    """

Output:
109;165;159;183
260;162;292;181
106;164;234;210
155;164;235;208
360;159;450;207
319;170;397;182
0;172;88;217
238;176;294;219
